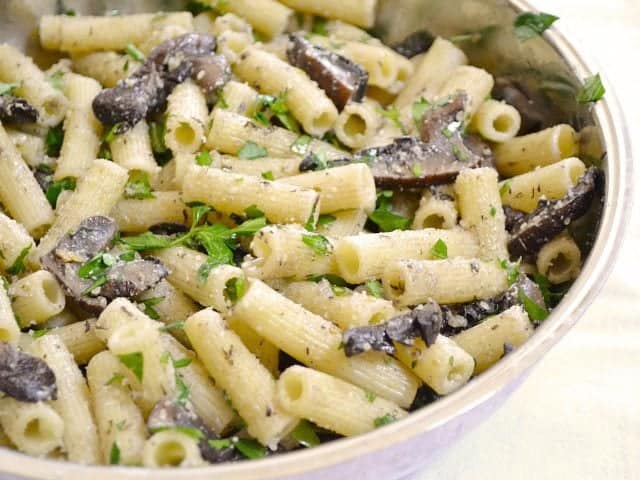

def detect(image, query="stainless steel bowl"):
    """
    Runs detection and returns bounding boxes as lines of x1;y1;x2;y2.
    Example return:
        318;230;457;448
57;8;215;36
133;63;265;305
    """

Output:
0;0;632;478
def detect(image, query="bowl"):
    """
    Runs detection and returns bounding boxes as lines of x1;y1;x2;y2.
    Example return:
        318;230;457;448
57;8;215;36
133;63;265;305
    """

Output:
0;0;632;479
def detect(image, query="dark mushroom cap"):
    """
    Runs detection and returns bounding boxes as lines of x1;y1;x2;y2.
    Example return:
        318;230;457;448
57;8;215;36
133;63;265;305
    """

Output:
287;33;368;111
0;95;38;124
392;30;435;58
0;342;57;402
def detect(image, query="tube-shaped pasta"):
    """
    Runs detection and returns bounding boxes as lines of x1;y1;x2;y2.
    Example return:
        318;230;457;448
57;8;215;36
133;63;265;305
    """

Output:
243;225;337;280
334;100;381;149
210;152;303;179
224;316;280;377
185;309;298;448
55;73;103;180
110;122;160;179
234;47;338;137
34;159;129;261
72;52;141;87
150;247;245;316
278;0;377;28
0;124;54;238
164;81;208;155
281;164;377;214
136;23;191;56
536;233;582;284
0;398;64;456
42;318;105;365
453;306;534;373
454;167;509;260
39;12;193;52
215;0;293;38
383;258;509;307
324;20;381;44
494;124;579;177
87;351;147;466
0;283;20;345
5;129;46;168
394;335;474;395
142;431;204;468
411;190;458;230
112;191;189;233
283;281;397;329
277;366;408;437
0;211;35;274
334;228;480;284
317;209;368;238
219;80;260;116
395;37;468;108
182;166;319;225
437;66;494;120
206;109;347;160
0;43;68;126
8;271;65;327
159;335;236;434
29;334;100;464
229;280;419;408
499;158;587;213
471;99;521;143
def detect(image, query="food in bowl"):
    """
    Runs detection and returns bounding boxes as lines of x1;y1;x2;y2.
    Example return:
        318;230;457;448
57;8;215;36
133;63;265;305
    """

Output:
0;0;604;468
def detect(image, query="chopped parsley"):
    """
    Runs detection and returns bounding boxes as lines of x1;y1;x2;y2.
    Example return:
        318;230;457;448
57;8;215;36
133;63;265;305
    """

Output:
185;0;214;15
412;98;431;126
291;421;321;448
159;321;185;332
176;373;190;404
302;234;331;256
429;239;448;259
374;413;397;428
302;151;329;171
46;71;64;91
412;163;423;177
244;205;264;219
238;141;268;160
452;143;470;162
118;352;144;381
311;17;328;36
290;134;312;155
489;206;497;217
140;296;164;320
234;439;266;459
125;43;145;62
45;177;76;208
514;12;559;41
45;124;64;157
124;171;155;200
533;273;569;308
499;180;512;197
499;259;520;285
253;91;300;133
7;245;31;275
368;191;410;232
195;151;213;166
109;442;120;464
102;123;121;143
224;277;246;304
577;74;605;104
518;288;549;322
365;391;377;403
376;105;406;134
172;357;193;369
261;171;275;181
0;82;20;96
105;372;125;386
149;117;171;165
365;280;384;298
316;214;337;229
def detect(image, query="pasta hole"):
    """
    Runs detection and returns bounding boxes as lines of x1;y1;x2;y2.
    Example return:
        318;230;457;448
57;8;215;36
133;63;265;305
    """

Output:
155;441;187;467
175;123;197;146
24;419;43;439
343;114;367;137
282;376;304;402
422;214;445;229
42;99;61;117
492;114;514;134
42;276;62;305
312;112;335;133
548;253;572;278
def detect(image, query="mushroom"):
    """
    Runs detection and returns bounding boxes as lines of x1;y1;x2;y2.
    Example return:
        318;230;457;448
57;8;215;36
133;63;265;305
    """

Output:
92;33;226;134
508;168;603;257
492;77;552;135
148;397;238;464
41;216;168;313
0;342;57;402
503;205;528;233
392;30;435;58
0;95;38;124
342;302;443;357
287;33;368;111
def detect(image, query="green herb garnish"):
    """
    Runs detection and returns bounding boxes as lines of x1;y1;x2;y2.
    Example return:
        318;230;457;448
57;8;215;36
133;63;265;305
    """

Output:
0;82;20;96
302;234;331;256
159;321;185;332
412;98;431;126
118;352;144;381
376;105;406;134
429;239;448;259
195;151;213;166
141;296;164;320
514;12;559;41
45;124;64;157
290;134;312;155
577;74;605;104
109;442;120;464
518;288;549;322
7;245;31;275
365;280;384;298
374;413;397;428
224;277;246;304
125;43;145;62
238;141;268;160
368;191;410;232
124;171;155;200
45;177;76;208
291;421;321;448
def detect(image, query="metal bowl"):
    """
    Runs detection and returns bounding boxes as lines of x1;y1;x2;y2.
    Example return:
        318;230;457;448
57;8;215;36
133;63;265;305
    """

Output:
0;0;632;478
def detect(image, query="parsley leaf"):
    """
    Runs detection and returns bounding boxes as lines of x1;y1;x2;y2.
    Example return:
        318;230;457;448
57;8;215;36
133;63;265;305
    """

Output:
102;123;121;143
172;357;192;369
577;74;605;104
429;239;448;259
120;232;172;251
105;372;124;386
374;413;397;428
149;118;169;155
7;245;31;275
45;177;76;208
159;321;185;332
368;191;410;232
185;0;213;15
46;71;64;91
291;421;321;448
311;17;328;36
176;373;190;404
365;391;377;403
125;43;145;62
234;439;266;459
261;171;274;181
124;171;155;199
518;288;549;322
118;352;144;382
244;205;264;219
533;273;569;308
208;439;233;450
376;105;406;134
195;151;213;166
499;180;512;197
141;296;164;320
238;141;268;160
290;134;312;155
514;12;559;41
302;234;331;256
412;98;431;126
0;82;20;96
254;92;300;133
30;329;51;339
109;442;120;465
45;124;64;157
499;259;520;285
365;280;384;298
224;277;246;304
316;214;336;228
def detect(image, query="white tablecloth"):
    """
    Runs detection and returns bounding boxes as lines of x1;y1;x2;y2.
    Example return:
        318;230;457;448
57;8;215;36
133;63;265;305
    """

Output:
420;1;640;478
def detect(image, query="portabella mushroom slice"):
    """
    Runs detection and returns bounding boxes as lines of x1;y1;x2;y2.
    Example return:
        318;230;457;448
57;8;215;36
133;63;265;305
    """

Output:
0;95;38;124
92;33;222;134
287;33;368;111
508;167;602;257
342;302;443;357
392;30;435;58
100;258;168;300
0;342;57;402
148;397;238;463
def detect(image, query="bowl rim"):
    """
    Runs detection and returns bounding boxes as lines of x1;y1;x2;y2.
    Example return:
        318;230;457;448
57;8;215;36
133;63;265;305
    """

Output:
0;0;633;478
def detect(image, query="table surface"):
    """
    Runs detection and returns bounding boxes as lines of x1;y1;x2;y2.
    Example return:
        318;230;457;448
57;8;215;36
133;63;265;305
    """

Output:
419;0;640;479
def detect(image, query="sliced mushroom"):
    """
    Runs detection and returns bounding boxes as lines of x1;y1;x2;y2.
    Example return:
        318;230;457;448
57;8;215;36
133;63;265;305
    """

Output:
93;33;221;134
392;30;435;58
0;95;38;124
0;342;57;402
508;168;603;257
148;397;238;464
503;205;528;233
191;54;231;96
342;302;443;357
100;258;168;300
287;33;368;111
